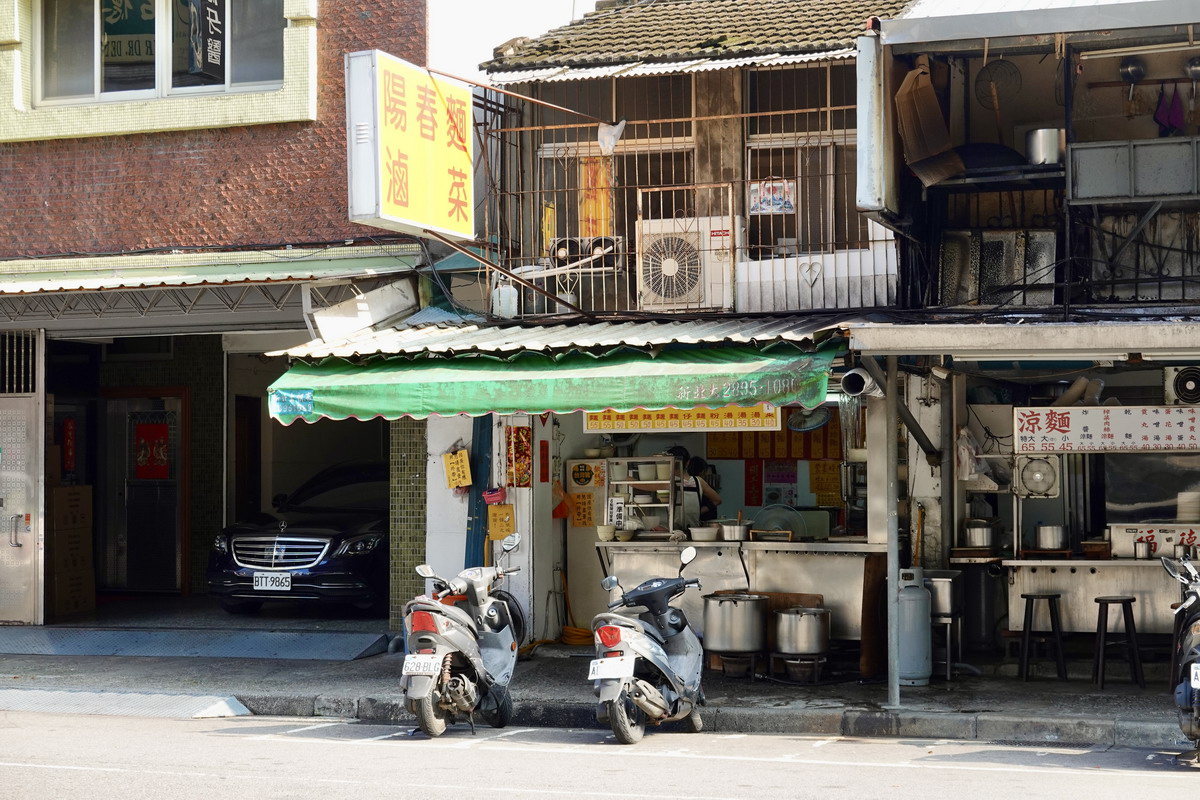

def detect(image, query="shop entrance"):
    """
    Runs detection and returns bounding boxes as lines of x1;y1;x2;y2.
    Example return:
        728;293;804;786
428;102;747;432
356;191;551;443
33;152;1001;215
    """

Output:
97;392;186;594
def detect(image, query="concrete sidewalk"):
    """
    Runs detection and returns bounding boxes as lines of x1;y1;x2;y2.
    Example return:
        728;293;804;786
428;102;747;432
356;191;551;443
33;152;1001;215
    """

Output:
0;642;1187;750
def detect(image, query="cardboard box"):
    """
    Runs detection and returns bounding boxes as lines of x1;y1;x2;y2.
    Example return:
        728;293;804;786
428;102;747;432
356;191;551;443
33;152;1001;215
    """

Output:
45;566;95;617
894;60;964;187
45;526;93;573
47;485;92;530
45;444;61;487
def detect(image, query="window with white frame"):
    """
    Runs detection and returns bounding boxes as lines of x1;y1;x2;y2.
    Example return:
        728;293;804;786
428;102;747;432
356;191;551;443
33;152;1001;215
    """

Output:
39;0;283;103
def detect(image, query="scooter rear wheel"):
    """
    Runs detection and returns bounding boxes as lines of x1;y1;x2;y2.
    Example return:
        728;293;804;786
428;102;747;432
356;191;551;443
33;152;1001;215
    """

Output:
607;690;645;744
482;685;513;729
415;695;448;737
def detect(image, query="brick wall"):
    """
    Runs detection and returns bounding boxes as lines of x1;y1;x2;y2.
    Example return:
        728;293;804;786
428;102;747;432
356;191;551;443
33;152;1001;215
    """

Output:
0;2;426;258
389;417;428;630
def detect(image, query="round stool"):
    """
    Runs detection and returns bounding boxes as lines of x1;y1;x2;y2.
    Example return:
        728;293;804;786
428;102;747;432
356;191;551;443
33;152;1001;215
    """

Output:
1092;596;1145;689
1019;593;1067;681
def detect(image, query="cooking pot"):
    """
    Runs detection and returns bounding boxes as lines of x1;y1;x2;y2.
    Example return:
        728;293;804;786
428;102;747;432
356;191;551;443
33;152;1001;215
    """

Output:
703;593;767;653
963;525;995;548
1026;128;1065;165
775;606;830;655
717;519;751;541
1036;525;1066;550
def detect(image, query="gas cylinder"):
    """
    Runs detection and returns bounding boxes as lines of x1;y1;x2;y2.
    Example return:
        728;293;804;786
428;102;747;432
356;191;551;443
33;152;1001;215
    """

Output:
898;567;932;686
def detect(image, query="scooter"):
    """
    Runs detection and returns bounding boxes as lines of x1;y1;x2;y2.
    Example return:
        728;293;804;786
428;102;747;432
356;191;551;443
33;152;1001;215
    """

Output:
400;536;525;737
1162;553;1200;759
588;545;704;744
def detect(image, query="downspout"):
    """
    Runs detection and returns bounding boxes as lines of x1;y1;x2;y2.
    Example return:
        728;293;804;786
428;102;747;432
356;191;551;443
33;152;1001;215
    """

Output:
939;371;954;566
886;355;901;708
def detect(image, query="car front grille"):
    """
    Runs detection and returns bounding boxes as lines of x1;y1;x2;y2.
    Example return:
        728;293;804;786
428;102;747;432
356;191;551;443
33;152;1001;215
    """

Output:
232;536;329;569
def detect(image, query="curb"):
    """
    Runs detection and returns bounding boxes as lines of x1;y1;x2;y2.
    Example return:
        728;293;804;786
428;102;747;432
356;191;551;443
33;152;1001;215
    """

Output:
232;692;1185;748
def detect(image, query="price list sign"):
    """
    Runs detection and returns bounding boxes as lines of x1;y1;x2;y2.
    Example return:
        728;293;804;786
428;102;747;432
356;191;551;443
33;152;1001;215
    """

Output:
1015;406;1200;453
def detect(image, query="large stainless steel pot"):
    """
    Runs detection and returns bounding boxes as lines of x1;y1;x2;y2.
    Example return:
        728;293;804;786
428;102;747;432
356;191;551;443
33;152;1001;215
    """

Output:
703;593;767;653
775;606;830;655
1026;128;1065;165
718;519;751;541
963;526;994;548
1036;525;1066;550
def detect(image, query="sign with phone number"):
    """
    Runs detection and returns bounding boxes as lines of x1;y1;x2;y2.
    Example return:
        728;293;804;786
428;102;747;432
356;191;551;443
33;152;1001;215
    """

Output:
1015;406;1200;453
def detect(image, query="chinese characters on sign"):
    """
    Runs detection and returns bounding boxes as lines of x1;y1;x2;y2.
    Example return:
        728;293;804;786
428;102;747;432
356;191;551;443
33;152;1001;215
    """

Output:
188;0;225;82
345;51;475;240
1014;406;1200;453
584;404;781;433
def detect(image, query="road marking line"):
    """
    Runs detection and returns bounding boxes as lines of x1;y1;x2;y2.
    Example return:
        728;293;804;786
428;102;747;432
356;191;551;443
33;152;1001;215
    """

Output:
0;761;362;785
248;721;344;740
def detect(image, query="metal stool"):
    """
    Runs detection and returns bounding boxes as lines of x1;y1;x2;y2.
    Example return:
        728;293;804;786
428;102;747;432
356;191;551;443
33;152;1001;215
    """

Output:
1019;593;1068;681
1092;596;1145;689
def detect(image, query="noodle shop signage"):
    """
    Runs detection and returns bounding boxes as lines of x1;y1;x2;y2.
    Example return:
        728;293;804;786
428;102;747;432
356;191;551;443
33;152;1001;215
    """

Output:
585;404;781;432
1015;406;1200;453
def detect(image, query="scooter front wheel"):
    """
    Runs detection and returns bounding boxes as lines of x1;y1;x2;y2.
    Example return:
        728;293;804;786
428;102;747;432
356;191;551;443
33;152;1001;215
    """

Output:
482;685;513;729
606;690;645;744
415;695;448;737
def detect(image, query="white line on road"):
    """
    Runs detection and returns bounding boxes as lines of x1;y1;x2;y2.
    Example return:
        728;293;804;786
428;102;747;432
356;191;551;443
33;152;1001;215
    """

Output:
248;721;344;740
0;761;362;785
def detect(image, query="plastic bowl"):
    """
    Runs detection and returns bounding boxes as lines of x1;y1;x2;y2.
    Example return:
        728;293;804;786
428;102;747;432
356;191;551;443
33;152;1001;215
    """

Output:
633;494;654;503
689;526;720;541
615;530;636;542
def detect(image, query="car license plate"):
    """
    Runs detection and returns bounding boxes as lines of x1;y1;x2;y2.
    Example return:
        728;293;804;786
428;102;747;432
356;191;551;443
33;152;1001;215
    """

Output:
402;654;442;676
253;572;291;591
588;656;634;680
1191;663;1200;689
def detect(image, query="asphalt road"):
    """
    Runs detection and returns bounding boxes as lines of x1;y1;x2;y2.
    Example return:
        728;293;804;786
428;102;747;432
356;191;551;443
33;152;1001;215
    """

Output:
0;711;1197;800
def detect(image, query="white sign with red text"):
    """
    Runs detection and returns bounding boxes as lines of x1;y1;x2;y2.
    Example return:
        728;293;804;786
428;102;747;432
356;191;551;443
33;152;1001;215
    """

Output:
1014;406;1200;453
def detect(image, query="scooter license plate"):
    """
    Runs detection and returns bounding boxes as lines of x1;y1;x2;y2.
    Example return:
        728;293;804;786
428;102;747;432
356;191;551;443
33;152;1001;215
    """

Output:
588;656;634;680
402;654;441;676
1191;663;1200;689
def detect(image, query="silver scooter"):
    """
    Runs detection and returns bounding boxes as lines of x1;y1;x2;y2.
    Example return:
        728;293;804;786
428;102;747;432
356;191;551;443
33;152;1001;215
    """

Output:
400;536;525;737
588;545;704;744
1162;554;1200;760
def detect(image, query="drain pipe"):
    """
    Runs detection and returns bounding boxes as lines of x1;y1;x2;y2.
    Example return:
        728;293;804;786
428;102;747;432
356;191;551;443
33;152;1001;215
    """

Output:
938;369;954;567
885;355;901;709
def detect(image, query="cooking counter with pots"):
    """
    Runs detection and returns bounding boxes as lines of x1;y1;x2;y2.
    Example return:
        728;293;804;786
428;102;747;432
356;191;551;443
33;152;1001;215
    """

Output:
1002;558;1179;634
597;540;885;641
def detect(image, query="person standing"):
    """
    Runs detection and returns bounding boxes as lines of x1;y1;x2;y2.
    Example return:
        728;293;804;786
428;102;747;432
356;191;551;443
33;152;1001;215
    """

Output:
665;446;722;529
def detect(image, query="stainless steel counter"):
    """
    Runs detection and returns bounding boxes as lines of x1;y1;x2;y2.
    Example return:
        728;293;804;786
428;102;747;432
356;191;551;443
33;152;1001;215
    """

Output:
598;541;881;639
1003;559;1180;634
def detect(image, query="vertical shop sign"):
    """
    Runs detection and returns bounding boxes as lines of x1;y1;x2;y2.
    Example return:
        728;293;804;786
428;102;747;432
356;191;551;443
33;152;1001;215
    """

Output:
188;0;225;82
62;417;77;471
345;50;474;240
506;426;533;488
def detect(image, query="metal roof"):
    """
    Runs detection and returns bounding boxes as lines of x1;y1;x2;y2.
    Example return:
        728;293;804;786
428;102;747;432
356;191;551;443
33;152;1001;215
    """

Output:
0;245;424;295
489;49;855;85
882;0;1200;45
273;313;853;361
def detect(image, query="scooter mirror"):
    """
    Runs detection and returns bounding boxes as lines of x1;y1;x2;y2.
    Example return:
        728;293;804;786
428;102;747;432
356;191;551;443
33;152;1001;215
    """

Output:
680;546;697;567
501;532;521;553
1163;556;1183;582
415;564;436;578
601;575;620;592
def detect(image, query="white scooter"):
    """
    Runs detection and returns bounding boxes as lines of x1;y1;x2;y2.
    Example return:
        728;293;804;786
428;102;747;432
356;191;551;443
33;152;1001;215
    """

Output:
400;536;525;737
588;546;704;744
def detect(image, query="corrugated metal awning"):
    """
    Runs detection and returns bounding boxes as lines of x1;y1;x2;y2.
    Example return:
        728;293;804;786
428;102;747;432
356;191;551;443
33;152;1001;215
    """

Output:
844;320;1200;360
882;0;1198;46
272;313;853;362
487;49;854;84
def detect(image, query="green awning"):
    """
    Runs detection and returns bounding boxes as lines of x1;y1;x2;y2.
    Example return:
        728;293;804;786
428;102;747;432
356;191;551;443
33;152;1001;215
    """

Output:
268;343;838;424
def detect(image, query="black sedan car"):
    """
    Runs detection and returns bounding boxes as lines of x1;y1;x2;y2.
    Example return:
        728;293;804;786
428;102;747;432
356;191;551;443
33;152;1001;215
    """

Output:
207;461;389;614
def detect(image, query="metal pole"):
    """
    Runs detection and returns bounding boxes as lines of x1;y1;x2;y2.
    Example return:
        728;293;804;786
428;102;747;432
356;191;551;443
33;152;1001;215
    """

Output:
886;355;900;708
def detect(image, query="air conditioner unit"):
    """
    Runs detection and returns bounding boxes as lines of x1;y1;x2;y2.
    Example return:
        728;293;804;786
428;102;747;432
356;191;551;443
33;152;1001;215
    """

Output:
548;237;586;267
1165;366;1200;405
636;216;740;311
1013;455;1060;499
586;236;625;270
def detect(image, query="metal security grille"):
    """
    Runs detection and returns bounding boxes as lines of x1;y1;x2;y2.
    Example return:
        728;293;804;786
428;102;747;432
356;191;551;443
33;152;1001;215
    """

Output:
0;331;39;394
233;536;329;569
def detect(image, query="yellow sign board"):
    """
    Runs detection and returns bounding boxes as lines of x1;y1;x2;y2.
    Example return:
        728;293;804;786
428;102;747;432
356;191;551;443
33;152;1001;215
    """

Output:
442;449;472;488
346;50;474;240
487;504;516;540
584;404;781;433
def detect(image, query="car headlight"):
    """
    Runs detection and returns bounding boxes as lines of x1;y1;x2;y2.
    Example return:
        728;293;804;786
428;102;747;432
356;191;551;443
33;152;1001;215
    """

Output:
212;535;228;554
336;534;382;556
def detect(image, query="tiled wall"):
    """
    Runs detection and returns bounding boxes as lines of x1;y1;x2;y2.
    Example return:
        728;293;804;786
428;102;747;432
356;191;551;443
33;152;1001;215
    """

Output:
389;417;428;630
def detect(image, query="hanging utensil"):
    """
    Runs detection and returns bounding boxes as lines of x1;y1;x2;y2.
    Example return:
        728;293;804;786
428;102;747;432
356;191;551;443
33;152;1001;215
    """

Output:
1186;57;1200;114
975;58;1022;146
1120;56;1146;102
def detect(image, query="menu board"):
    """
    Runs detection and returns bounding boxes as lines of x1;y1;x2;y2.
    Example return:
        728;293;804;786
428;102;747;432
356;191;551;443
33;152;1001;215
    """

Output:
1014;406;1200;453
